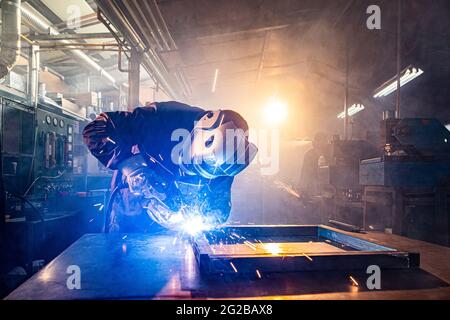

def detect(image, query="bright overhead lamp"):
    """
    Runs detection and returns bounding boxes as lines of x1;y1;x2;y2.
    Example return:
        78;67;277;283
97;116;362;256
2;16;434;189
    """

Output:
211;68;219;93
337;104;365;119
373;66;424;98
263;95;288;125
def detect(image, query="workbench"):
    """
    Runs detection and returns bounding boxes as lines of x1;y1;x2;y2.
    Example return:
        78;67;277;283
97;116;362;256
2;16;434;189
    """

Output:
5;228;450;300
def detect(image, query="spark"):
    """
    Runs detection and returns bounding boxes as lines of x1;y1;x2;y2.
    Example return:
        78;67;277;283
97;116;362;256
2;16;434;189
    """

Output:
98;204;104;211
89;218;94;223
93;203;102;207
243;241;257;251
302;253;313;262
106;137;116;144
273;180;301;198
256;269;262;279
158;154;164;161
122;235;128;240
349;276;359;286
229;262;238;273
231;232;241;239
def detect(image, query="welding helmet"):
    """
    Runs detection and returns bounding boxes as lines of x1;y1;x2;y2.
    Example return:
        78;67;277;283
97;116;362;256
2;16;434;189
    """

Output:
179;110;258;179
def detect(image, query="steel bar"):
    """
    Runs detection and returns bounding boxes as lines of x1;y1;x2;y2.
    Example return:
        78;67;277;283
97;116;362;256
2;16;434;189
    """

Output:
128;49;142;110
96;0;181;99
395;0;402;118
28;33;117;41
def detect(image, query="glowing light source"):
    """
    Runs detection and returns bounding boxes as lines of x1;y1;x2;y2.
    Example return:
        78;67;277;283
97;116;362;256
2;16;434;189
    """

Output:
263;96;288;126
39;269;52;282
337;104;365;119
264;243;281;255
212;68;219;93
373;66;424;98
181;215;211;236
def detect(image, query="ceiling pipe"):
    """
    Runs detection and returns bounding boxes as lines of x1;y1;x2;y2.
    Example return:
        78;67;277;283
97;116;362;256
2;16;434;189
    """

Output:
123;0;165;50
0;0;21;79
149;0;178;50
20;5;117;86
122;0;189;98
96;0;182;99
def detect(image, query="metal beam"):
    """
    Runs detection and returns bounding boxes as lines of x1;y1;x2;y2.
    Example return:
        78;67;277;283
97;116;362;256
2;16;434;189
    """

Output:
28;33;117;41
128;49;142;110
28;44;39;107
256;31;270;82
96;0;182;99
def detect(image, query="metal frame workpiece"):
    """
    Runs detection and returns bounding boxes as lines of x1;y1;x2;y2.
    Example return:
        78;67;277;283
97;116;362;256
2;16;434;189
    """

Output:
192;225;420;275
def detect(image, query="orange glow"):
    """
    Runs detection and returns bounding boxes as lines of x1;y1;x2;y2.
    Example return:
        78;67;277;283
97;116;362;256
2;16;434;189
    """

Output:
262;96;288;126
264;243;282;255
39;269;52;282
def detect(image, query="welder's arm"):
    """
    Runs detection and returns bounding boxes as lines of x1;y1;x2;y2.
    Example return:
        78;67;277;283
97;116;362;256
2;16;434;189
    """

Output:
82;106;156;170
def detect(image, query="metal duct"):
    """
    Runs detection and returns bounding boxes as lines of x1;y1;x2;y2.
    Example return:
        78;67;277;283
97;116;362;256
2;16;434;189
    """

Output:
0;0;21;79
96;0;182;100
20;5;117;86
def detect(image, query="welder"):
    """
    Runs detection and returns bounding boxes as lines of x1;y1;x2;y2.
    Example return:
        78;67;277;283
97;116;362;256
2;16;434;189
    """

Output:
83;101;257;234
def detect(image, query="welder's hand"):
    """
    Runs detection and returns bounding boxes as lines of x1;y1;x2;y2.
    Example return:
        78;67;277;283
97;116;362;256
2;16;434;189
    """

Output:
125;167;150;195
144;178;182;212
128;169;181;212
118;154;181;211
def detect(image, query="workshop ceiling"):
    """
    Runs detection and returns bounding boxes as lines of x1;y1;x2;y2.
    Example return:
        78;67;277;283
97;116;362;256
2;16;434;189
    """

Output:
17;0;450;136
153;0;450;135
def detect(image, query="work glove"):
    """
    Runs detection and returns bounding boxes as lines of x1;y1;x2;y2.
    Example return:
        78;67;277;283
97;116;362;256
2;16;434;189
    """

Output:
118;154;181;212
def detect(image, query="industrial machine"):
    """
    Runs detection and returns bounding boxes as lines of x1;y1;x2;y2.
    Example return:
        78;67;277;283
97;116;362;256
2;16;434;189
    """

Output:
1;97;86;204
318;137;378;228
0;92;112;280
360;114;450;245
360;117;450;188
